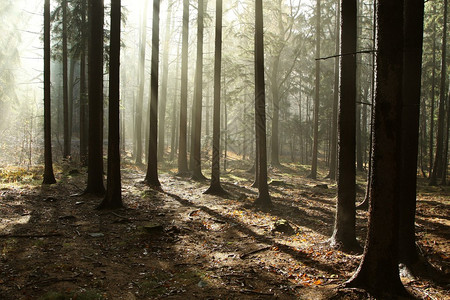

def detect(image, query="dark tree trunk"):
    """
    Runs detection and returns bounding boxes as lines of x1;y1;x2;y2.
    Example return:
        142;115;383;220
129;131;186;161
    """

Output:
430;0;448;186
85;0;105;196
189;0;207;180
398;0;424;268
308;0;321;179
98;0;123;209
79;0;88;166
346;1;408;297
43;0;56;185
327;0;340;180
253;0;272;209
144;0;161;187
429;3;437;178
441;86;450;185
204;0;227;196
329;0;359;252
158;0;173;162
63;0;70;159
177;0;189;175
135;0;149;165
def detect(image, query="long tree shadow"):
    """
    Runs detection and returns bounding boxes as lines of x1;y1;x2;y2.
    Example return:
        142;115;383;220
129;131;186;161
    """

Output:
162;190;342;276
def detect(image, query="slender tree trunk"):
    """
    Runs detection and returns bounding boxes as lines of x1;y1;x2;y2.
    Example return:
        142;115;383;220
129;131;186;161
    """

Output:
177;0;189;175
85;0;105;195
170;35;181;161
429;3;437;177
329;0;359;252
190;0;207;180
68;57;75;158
270;55;281;167
346;1;408;296
145;0;161;186
205;0;226;195
135;0;149;165
99;0;123;209
253;0;272;208
430;0;448;186
441;86;450;185
63;0;70;159
158;0;173;161
308;0;321;179
327;0;340;180
398;0;424;268
79;0;88;166
43;0;56;184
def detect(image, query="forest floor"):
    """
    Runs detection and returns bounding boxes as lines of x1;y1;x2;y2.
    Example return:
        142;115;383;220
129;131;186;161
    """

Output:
0;158;449;300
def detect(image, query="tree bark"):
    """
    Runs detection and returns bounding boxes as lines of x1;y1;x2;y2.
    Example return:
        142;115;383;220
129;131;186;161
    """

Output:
144;0;161;187
253;0;272;209
43;0;56;185
177;0;190;175
63;0;70;159
85;0;105;196
98;0;123;209
346;1;408;296
329;0;359;252
79;0;88;166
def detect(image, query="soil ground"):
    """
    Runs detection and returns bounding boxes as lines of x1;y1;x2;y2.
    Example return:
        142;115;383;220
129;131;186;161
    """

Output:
0;160;449;299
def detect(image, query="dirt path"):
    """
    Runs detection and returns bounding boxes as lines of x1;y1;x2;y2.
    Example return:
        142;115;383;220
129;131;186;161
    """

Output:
0;165;448;299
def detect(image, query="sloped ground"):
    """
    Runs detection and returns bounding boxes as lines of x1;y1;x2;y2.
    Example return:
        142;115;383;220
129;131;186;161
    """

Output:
0;161;448;299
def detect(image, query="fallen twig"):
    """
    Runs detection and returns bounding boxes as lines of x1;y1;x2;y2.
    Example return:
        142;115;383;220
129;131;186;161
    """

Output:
240;246;271;259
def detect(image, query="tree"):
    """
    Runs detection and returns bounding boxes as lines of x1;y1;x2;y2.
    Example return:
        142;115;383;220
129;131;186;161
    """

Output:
308;0;321;179
346;0;408;297
85;0;105;196
79;0;88;166
43;0;56;185
329;0;359;252
204;0;227;196
144;0;161;187
177;0;190;175
135;0;149;165
62;0;70;159
398;0;424;268
189;0;207;180
253;0;272;209
98;0;123;209
429;0;448;186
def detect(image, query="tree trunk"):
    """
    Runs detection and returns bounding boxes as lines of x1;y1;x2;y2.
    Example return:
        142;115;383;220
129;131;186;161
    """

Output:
429;3;437;178
204;0;227;196
144;0;161;187
170;35;181;161
85;0;105;196
63;0;70;159
270;55;281;167
308;0;321;179
135;0;149;165
79;0;88;166
327;0;340;180
98;0;123;209
329;0;359;252
157;0;173;162
189;0;207;180
253;0;272;209
177;0;190;175
43;0;56;184
346;1;408;296
398;0;424;268
430;0;448;186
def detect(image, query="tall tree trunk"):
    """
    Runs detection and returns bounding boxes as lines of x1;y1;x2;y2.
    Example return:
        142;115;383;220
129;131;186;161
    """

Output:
68;57;75;157
85;0;105;195
398;0;424;268
145;0;161;186
270;54;281;167
170;35;181;161
79;0;88;166
135;0;149;165
190;0;207;180
429;3;437;177
327;0;340;180
99;0;123;209
253;0;272;209
346;1;408;296
308;0;321;179
430;0;448;185
43;0;56;184
441;86;450;185
63;0;70;159
158;0;173;161
177;0;190;175
329;0;359;252
205;0;227;195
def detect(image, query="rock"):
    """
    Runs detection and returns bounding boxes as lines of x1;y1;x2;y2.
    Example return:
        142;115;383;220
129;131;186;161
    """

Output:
272;219;295;234
88;233;105;238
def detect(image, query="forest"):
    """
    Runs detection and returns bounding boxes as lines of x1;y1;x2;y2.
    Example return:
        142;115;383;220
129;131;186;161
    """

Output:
0;0;449;299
